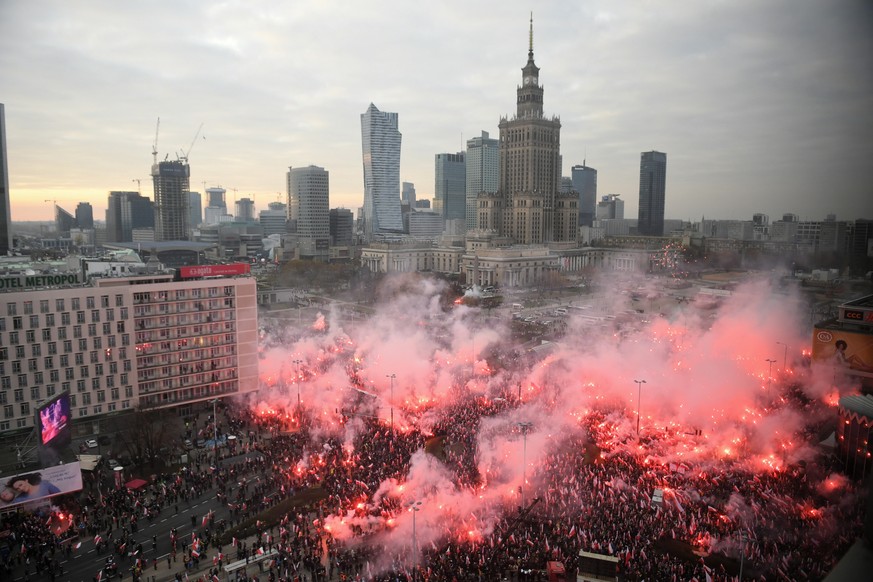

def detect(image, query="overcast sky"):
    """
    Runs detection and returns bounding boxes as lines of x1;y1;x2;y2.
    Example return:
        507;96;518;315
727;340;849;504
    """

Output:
2;0;872;223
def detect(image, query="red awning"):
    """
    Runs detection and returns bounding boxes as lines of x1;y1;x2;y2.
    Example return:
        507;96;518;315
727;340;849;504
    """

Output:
125;478;148;490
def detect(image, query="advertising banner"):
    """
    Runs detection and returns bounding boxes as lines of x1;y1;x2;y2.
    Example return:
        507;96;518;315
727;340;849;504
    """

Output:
812;327;873;379
36;392;72;449
178;263;250;279
0;462;83;510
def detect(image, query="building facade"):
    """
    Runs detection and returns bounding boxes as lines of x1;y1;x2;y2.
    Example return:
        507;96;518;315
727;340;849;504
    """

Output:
637;151;667;237
188;191;202;228
402;182;417;207
571;163;597;227
287;165;330;260
361;103;403;238
0;270;258;435
329;208;354;247
152;160;191;241
465;131;500;231
434;152;466;222
479;19;578;244
75;202;94;230
106;191;155;243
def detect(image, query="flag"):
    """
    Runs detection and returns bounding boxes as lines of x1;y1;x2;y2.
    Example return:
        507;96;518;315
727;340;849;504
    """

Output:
232;537;237;547
256;546;265;556
96;570;102;581
94;535;102;545
568;525;576;538
75;542;82;550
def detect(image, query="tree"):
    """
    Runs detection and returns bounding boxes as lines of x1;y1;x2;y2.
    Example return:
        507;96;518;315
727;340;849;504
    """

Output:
109;406;181;469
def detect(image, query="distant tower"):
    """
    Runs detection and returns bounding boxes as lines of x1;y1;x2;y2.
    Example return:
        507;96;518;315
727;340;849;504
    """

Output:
106;191;154;242
206;187;226;209
259;202;288;236
75;202;94;229
0;104;11;254
465;131;499;231
330;208;354;246
361;103;403;238
235;197;255;222
637;151;667;236
188;191;202;228
485;16;577;244
571;162;597;227
287;165;330;260
402;182;417;207
434;152;466;221
152;160;190;241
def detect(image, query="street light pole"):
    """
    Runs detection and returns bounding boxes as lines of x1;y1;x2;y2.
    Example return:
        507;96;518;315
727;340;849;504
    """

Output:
765;359;776;397
210;398;219;465
634;380;647;438
292;359;303;409
386;374;396;434
776;342;788;371
517;422;533;508
409;501;421;580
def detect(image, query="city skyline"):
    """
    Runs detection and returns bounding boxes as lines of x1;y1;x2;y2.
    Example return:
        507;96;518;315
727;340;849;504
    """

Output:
1;0;872;223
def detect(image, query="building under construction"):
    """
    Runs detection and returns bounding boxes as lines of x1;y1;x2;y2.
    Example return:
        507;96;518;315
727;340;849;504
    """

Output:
152;159;191;241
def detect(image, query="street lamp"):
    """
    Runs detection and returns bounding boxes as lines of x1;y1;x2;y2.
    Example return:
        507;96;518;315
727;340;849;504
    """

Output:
517;422;533;508
409;500;422;580
210;398;219;464
292;359;303;409
765;359;776;396
386;374;396;434
634;380;647;438
776;342;788;371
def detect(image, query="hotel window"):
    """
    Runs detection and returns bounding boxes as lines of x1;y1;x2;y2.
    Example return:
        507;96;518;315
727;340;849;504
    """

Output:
3;405;12;419
106;308;114;321
101;295;109;308
91;310;100;323
76;311;85;324
90;351;98;363
62;340;71;353
73;326;81;339
88;324;97;337
93;337;102;349
46;384;55;397
42;329;51;341
40;300;49;314
77;380;86;393
30;386;40;400
20;403;30;416
115;294;123;307
14;347;24;360
6;304;15;316
103;323;111;335
56;298;65;311
60;354;69;367
28;359;37;372
61;312;70;325
92;378;100;390
81;393;91;405
14;388;24;401
120;307;128;319
86;297;95;309
23;301;33;315
95;363;103;375
9;331;17;344
65;368;74;380
50;370;59;382
31;344;41;357
12;317;22;330
75;353;84;365
29;315;39;328
0;377;9;389
79;339;88;351
110;387;119;400
46;313;55;326
25;330;35;343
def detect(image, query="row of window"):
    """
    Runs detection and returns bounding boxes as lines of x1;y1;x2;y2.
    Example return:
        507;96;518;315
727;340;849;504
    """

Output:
133;287;235;304
6;294;125;317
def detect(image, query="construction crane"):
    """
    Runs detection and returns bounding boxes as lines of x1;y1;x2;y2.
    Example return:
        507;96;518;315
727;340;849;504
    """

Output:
151;117;160;166
179;122;204;164
132;179;141;193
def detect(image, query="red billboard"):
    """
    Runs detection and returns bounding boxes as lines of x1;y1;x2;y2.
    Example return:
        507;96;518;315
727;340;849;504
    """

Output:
178;263;250;279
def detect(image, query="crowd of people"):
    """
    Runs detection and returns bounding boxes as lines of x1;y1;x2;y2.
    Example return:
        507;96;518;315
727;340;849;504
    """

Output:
0;369;867;582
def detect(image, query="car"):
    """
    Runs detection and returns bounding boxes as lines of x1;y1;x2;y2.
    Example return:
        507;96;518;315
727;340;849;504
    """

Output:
107;459;120;469
97;435;111;446
85;439;98;449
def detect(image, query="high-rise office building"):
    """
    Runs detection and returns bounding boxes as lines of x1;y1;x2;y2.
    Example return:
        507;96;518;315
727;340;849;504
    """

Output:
465;131;499;231
288;165;330;259
479;18;577;243
434;152;466;222
152;160;190;241
571;162;597;227
188;191;202;228
361;103;403;238
235;197;255;222
637;151;667;236
330;208;354;246
75;202;94;229
259;201;288;236
206;187;226;209
0;104;11;254
596;194;624;220
402;182;417;207
106;191;154;242
54;205;76;235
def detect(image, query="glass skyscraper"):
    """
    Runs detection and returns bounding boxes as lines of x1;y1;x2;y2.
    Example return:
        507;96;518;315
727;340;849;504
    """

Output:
465;131;499;231
637;151;667;236
434;152;466;222
361;103;403;238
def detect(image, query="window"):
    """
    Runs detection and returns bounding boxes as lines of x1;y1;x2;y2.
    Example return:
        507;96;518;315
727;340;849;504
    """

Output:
80;366;89;378
101;295;109;308
86;296;95;309
14;346;24;359
92;378;100;390
106;308;114;321
115;294;123;307
76;311;85;324
90;351;98;363
122;333;129;346
23;301;33;315
44;356;53;368
82;393;91;405
3;405;12;419
62;382;70;394
34;371;43;384
78;338;88;351
29;315;39;328
93;337;102;349
30;386;40;400
77;380;86;392
40;300;49;313
74;353;84;365
88;324;97;337
20;403;29;415
42;328;51;341
61;312;70;325
17;374;27;388
65;368;74;380
91;310;100;323
0;348;6;361
97;390;105;403
13;316;22;330
79;408;87;416
27;359;37;372
111;387;119;400
106;375;115;388
120;307;128;319
60;354;69;367
9;331;18;344
25;330;35;343
58;327;67;340
50;370;59;382
102;322;111;335
13;389;23;402
46;384;55;397
56;298;65;311
109;362;118;374
63;340;72;353
73;326;81;338
1;377;10;389
107;336;116;348
6;304;16;316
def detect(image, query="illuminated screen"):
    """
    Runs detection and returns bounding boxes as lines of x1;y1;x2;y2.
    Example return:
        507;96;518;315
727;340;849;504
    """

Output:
37;392;72;449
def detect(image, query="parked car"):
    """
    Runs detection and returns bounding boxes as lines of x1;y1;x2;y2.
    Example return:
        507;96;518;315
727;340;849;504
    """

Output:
107;459;120;469
85;439;98;449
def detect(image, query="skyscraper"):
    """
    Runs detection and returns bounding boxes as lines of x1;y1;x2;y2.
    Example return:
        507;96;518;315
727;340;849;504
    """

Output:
106;191;154;242
0;104;12;255
465;131;499;231
480;17;577;244
188;191;202;228
434;152;466;222
571;162;597;227
329;208;354;246
637;151;667;236
402;182;417;207
235;197;255;222
288;165;330;260
152;160;190;241
361;103;403;238
75;202;94;229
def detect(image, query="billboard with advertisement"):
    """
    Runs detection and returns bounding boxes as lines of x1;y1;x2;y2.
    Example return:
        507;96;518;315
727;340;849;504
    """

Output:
812;325;873;380
0;462;83;511
36;392;72;449
178;263;251;279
